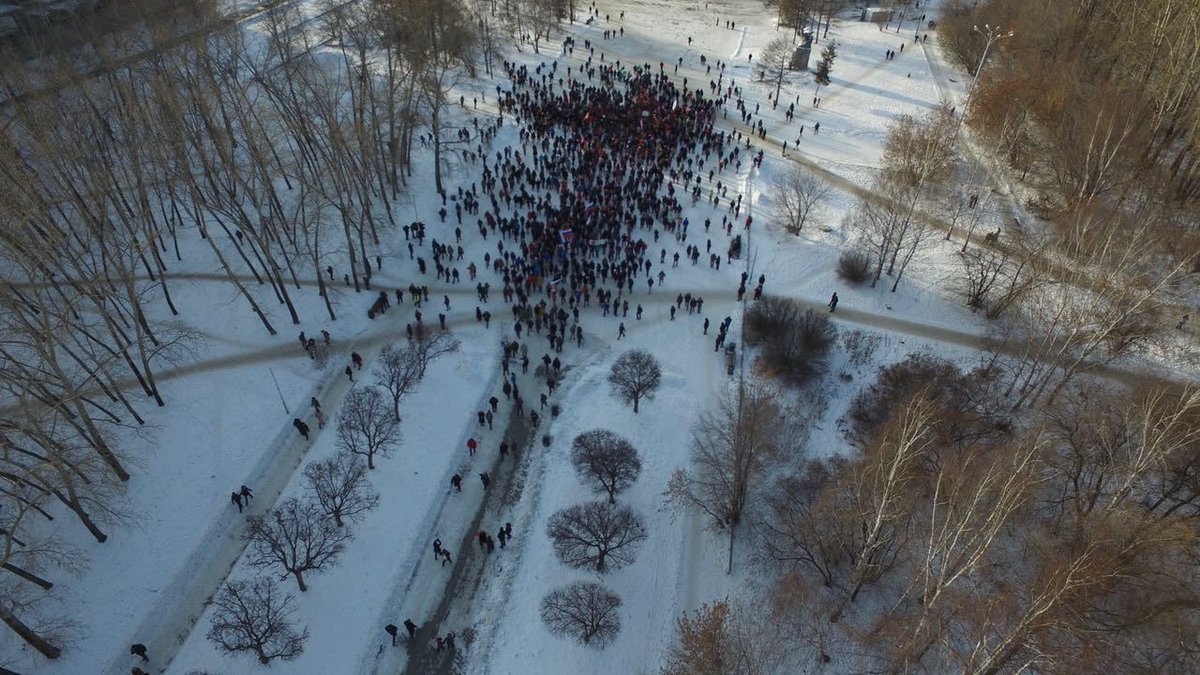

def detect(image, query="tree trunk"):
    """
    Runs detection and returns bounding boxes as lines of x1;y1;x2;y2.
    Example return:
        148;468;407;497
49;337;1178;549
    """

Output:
197;213;277;336
3;561;54;590
0;604;61;659
292;569;308;592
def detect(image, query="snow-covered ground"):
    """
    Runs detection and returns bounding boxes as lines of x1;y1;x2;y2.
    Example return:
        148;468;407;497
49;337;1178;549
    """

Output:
11;0;1180;673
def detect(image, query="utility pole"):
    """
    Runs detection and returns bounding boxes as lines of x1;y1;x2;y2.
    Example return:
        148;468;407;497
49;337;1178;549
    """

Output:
963;24;1014;118
268;367;289;414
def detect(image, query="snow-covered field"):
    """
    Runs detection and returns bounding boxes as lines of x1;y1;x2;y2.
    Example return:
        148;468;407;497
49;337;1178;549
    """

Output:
5;0;1123;673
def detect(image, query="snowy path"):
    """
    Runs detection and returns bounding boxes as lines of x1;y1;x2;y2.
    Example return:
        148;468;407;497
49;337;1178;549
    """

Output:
358;349;535;675
124;314;407;675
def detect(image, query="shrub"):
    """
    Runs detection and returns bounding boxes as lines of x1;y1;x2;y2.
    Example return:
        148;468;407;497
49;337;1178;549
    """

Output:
745;298;837;387
744;297;803;347
836;249;872;284
846;353;1010;450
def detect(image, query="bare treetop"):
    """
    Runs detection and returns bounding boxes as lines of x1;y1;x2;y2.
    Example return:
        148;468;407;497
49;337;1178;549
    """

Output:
242;497;353;592
336;386;402;469
571;430;643;503
547;501;648;573
207;576;308;665
608;350;662;414
540;582;623;649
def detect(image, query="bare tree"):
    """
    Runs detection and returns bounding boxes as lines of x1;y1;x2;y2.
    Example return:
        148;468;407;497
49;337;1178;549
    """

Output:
998;206;1187;410
756;37;794;102
662;600;786;675
304;453;380;527
955;244;1037;316
757;461;842;588
777;0;817;37
546;501;647;572
570;430;642;503
0;481;83;660
771;165;831;234
207;577;309;664
876;433;1046;670
375;343;424;420
243;498;353;592
540;581;622;648
374;331;459;420
833;393;938;615
665;385;786;550
853;104;957;290
607;350;662;414
336;386;402;469
412;328;461;378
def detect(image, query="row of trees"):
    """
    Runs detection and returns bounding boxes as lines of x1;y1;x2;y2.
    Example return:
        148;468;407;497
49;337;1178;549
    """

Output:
0;0;480;656
203;331;459;664
539;429;646;648
207;449;380;665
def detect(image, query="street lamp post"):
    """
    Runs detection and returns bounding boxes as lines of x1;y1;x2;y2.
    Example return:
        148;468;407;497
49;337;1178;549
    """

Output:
963;24;1014;115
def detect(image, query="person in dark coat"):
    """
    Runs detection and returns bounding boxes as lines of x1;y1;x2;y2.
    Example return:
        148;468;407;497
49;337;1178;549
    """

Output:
231;492;243;513
489;396;499;412
293;418;310;440
404;619;417;640
352;352;364;369
433;538;442;558
345;365;355;382
451;474;463;492
498;527;508;548
828;292;839;313
130;643;149;662
479;472;490;489
240;485;253;502
505;522;513;538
